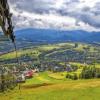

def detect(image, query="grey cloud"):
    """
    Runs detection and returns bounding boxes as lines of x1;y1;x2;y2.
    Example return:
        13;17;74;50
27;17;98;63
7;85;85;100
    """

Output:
68;6;100;28
9;0;56;14
8;0;100;30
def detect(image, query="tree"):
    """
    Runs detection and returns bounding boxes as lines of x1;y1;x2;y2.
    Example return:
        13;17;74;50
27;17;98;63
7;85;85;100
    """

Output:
74;43;78;48
0;0;15;42
80;66;96;79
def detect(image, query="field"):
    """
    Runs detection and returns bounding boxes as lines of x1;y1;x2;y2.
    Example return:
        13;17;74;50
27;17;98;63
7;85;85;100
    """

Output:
0;42;99;64
0;72;100;100
0;42;100;100
0;43;74;60
0;42;94;59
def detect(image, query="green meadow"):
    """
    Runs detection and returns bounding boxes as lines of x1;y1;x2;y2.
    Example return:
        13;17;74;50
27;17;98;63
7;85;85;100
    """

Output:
0;42;100;100
0;72;100;100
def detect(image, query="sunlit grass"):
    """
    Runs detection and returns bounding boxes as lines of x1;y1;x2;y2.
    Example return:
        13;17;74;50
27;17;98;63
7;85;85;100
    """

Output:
0;49;40;60
0;79;100;100
0;72;100;100
48;72;67;80
0;42;97;60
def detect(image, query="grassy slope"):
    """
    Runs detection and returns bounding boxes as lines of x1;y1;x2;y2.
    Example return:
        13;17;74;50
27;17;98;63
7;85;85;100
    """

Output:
0;43;100;100
0;72;100;100
0;42;85;60
0;42;98;60
0;49;40;60
0;79;100;100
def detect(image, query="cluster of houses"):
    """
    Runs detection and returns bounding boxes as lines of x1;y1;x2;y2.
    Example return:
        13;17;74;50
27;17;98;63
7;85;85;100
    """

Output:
0;61;78;91
32;62;78;72
0;64;38;91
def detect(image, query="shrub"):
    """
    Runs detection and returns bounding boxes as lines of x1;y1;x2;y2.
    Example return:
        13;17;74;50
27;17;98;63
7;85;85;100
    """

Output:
71;73;78;80
95;73;100;78
66;73;78;80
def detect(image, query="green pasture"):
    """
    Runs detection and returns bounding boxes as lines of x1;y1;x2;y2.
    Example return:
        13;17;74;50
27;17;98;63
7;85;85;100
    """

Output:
0;74;100;100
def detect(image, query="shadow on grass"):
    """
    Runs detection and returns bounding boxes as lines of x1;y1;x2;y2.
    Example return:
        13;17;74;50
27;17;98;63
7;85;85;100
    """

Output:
22;83;54;89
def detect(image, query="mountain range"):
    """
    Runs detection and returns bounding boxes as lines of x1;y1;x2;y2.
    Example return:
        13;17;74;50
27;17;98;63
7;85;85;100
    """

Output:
15;28;100;43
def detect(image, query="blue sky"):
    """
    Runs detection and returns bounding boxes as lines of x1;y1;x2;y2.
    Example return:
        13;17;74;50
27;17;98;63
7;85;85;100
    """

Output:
8;0;100;31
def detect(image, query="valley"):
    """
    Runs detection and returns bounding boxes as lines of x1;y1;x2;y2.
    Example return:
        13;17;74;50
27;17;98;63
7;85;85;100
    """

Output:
0;31;100;100
0;0;100;100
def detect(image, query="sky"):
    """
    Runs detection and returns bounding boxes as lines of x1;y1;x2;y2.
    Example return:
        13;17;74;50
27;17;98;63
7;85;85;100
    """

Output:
8;0;100;31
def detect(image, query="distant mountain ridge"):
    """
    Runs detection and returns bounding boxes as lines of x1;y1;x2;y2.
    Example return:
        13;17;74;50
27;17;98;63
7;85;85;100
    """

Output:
15;28;100;43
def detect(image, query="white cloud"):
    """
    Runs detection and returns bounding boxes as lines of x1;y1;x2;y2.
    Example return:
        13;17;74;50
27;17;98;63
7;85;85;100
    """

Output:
8;0;100;31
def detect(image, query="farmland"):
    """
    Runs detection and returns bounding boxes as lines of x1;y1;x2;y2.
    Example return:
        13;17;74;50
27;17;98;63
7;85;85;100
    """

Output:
0;42;100;64
0;42;100;100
